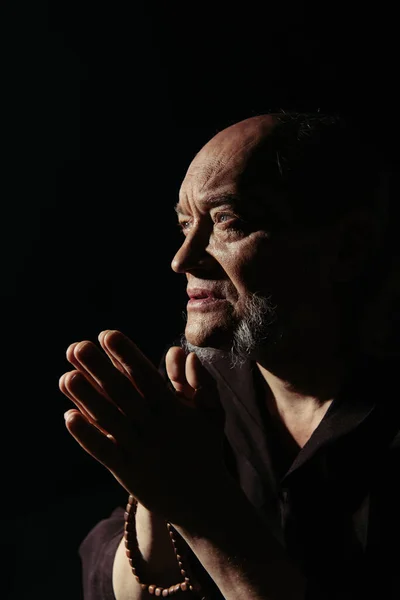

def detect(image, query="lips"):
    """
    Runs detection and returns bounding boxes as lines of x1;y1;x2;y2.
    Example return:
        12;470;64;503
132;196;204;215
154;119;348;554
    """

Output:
187;288;226;300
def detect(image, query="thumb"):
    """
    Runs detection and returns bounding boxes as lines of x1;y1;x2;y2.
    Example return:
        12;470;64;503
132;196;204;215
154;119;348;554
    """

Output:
185;353;225;427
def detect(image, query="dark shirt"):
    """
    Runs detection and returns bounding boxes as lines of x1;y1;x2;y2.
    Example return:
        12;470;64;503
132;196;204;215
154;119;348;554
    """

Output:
79;350;400;599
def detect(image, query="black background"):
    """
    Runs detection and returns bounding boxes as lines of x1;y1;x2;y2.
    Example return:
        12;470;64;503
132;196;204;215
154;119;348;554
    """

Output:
1;3;399;598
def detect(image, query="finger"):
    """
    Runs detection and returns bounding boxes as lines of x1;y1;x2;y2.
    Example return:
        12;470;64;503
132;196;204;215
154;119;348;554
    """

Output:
98;330;131;376
186;352;220;393
59;371;101;428
67;342;104;393
98;331;155;405
101;330;174;407
72;340;147;421
64;409;126;476
68;341;145;424
67;341;133;399
165;346;196;401
63;370;133;447
185;353;224;420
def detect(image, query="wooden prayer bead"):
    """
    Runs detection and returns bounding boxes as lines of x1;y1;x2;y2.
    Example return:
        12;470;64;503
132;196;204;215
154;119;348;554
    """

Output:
123;495;197;596
124;521;135;532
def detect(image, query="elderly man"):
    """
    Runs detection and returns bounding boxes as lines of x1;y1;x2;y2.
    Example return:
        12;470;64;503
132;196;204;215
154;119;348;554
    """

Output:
60;113;398;600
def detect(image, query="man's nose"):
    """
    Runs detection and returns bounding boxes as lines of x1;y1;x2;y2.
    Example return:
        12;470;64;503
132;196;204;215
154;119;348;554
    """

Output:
171;230;211;274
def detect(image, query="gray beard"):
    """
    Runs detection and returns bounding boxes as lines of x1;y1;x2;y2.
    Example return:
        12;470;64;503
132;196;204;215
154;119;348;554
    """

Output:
180;293;280;369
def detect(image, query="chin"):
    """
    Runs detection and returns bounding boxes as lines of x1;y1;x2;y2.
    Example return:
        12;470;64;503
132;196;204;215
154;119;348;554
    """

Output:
180;335;229;365
183;320;255;368
184;321;235;351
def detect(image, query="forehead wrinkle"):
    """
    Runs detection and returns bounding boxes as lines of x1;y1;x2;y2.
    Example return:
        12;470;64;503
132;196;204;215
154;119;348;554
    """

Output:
193;135;267;200
174;193;239;217
188;156;227;196
177;158;229;213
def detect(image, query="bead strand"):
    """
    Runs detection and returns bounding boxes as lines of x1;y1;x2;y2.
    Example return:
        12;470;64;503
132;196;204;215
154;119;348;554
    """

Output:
123;495;196;597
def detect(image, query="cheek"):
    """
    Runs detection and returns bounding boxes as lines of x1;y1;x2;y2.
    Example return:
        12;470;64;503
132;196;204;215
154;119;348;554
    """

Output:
215;237;275;296
230;239;321;301
212;232;274;286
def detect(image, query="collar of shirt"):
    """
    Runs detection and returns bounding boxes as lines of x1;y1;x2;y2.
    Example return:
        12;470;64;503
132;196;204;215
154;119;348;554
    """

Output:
205;352;400;481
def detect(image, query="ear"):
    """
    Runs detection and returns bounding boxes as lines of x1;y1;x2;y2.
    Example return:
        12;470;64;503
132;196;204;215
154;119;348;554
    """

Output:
330;209;381;284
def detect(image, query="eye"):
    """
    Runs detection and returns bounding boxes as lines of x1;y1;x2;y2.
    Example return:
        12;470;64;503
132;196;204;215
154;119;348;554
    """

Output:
177;219;192;234
213;212;243;230
214;213;232;223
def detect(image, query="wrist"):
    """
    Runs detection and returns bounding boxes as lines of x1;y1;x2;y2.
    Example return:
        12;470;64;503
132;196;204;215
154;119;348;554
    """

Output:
135;502;181;571
125;496;200;595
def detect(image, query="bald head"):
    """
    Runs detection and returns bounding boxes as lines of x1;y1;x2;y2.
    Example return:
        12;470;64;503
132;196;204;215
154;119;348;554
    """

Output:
180;111;388;230
194;114;278;163
182;115;279;205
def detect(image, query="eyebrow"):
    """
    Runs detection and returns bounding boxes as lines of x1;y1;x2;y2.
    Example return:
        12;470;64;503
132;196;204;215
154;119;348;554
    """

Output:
174;194;240;216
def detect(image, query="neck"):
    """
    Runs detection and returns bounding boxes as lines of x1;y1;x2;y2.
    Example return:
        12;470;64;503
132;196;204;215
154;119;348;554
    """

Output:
255;332;359;447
